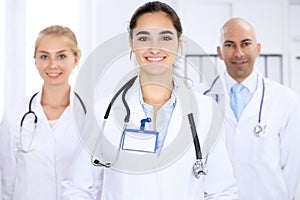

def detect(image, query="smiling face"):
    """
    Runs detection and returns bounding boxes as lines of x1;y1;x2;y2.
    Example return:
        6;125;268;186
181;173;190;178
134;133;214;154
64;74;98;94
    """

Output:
130;12;180;74
217;18;261;83
35;34;79;87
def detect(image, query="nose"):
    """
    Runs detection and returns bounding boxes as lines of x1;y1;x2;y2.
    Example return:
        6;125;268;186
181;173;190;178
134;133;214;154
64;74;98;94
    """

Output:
233;46;244;58
150;48;160;55
149;39;161;55
48;57;59;69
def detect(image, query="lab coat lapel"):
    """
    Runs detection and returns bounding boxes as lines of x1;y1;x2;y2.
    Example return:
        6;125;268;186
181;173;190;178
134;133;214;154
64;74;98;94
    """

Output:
218;73;237;124
239;73;264;121
163;98;182;147
129;90;148;128
33;91;48;124
220;71;263;123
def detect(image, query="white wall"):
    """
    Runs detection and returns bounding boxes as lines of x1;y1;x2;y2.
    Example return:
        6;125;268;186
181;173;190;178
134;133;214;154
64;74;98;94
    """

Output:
75;0;300;93
177;0;288;81
289;4;300;94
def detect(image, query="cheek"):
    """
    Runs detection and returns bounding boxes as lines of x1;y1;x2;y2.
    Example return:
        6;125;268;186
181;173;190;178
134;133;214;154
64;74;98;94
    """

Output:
35;63;45;71
167;54;177;65
224;49;234;57
134;50;145;61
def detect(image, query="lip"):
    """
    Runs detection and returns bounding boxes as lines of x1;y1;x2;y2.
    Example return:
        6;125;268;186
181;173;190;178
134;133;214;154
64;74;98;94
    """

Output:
231;60;247;67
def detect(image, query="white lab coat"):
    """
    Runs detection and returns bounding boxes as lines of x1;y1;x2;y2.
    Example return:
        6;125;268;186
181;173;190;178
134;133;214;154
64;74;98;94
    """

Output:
219;71;300;200
0;91;82;200
61;79;238;200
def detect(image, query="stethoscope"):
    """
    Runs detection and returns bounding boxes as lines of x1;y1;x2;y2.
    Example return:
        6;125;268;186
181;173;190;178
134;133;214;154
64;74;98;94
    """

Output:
204;75;266;137
91;75;208;178
18;91;86;153
253;78;266;137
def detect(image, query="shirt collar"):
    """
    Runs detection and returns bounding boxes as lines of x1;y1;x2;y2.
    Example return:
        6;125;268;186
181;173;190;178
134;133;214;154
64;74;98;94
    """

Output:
225;70;258;94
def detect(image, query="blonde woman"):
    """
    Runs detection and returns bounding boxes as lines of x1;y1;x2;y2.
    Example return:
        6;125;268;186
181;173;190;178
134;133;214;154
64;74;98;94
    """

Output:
0;25;84;200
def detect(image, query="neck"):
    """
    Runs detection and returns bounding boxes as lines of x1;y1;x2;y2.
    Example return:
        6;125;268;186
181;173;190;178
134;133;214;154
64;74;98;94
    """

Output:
41;84;71;107
140;71;173;107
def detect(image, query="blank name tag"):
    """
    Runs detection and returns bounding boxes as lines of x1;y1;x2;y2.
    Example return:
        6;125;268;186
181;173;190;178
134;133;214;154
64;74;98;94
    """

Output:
122;129;158;153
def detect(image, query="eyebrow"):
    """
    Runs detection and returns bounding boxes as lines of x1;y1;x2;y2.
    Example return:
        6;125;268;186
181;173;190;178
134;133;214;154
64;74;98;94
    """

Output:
223;38;253;44
241;39;253;43
159;30;174;35
135;31;150;36
135;30;175;36
37;49;69;54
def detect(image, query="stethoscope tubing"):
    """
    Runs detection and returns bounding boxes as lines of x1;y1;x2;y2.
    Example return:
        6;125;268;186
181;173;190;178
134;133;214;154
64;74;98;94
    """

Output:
20;92;39;127
92;76;207;177
205;75;266;136
19;91;86;152
258;78;265;124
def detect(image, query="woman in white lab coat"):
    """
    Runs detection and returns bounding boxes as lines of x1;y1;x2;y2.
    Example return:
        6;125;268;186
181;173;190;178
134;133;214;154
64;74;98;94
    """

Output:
0;25;83;200
62;1;238;199
215;18;300;199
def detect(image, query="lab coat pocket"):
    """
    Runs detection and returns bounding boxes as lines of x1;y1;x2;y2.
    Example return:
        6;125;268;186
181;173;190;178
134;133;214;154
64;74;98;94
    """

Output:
252;126;280;163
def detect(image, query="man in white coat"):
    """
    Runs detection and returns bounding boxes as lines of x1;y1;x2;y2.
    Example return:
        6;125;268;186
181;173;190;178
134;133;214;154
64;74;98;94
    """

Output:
216;17;300;199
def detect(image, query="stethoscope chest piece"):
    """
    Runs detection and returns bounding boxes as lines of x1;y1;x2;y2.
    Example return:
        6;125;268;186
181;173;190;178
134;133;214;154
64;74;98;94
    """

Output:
253;124;266;137
193;159;208;178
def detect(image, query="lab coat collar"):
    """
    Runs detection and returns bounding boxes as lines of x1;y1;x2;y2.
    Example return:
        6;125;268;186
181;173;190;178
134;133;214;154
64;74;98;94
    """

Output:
238;72;264;122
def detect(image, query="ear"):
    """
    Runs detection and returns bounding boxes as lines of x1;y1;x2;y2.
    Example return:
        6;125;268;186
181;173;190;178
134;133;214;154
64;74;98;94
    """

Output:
73;56;79;69
256;42;261;56
217;46;224;60
34;58;39;69
178;36;182;49
128;35;133;51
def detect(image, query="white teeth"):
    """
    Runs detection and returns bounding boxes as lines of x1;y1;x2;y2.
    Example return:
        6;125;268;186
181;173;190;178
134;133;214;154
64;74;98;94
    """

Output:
147;57;163;61
47;73;61;77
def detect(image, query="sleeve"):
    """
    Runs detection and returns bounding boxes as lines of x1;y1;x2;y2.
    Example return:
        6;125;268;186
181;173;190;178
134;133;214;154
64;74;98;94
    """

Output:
203;132;238;200
61;146;103;200
280;94;300;199
0;115;17;200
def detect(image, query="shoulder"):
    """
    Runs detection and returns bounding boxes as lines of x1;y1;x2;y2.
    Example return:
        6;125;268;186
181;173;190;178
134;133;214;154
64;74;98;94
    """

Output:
1;94;36;127
265;78;299;104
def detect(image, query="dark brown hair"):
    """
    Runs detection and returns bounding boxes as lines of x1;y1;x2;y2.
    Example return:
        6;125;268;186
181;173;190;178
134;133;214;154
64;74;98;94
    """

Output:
129;1;182;39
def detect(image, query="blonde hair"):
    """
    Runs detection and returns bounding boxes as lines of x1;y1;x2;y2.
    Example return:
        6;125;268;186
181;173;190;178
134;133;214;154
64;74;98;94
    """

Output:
34;25;81;58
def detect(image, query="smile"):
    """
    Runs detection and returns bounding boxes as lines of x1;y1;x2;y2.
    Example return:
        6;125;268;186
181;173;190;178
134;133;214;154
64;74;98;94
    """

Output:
46;72;62;77
146;57;165;62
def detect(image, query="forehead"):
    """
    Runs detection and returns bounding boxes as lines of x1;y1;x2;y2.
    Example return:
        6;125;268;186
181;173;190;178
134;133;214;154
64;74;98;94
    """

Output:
135;12;176;31
222;22;256;43
37;34;71;50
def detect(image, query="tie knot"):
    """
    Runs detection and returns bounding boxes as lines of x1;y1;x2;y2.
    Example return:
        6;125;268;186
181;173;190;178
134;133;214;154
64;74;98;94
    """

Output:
231;84;244;94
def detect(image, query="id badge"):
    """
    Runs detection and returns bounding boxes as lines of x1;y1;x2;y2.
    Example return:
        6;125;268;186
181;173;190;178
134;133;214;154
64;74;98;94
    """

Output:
121;128;158;153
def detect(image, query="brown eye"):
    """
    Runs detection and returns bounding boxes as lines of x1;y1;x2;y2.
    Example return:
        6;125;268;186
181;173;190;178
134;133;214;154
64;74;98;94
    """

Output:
137;36;150;42
161;36;172;41
224;43;233;48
